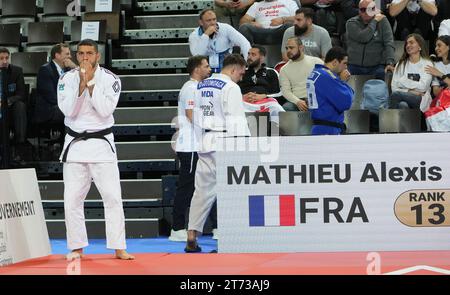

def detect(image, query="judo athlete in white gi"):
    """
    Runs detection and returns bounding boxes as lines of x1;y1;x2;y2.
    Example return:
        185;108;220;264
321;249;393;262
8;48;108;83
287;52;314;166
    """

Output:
169;55;211;242
185;54;250;252
57;39;134;261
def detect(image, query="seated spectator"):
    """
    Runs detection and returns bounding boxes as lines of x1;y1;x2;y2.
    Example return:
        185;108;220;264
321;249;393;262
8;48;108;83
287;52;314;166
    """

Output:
388;0;437;41
279;37;323;111
189;9;251;73
346;0;395;80
35;43;77;125
389;33;433;112
425;35;450;97
301;0;359;46
0;48;28;163
238;45;285;123
214;0;255;28
281;7;332;61
238;0;299;45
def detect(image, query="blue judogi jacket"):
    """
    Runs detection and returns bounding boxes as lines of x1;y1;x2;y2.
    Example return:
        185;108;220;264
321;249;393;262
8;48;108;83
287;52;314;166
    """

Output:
307;64;354;135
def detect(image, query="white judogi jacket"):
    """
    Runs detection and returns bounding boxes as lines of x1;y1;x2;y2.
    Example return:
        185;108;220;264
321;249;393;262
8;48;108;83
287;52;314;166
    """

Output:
57;66;121;162
193;73;250;153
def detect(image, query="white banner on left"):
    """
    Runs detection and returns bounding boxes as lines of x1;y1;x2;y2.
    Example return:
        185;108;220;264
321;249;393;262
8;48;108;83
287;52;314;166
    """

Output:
0;169;51;266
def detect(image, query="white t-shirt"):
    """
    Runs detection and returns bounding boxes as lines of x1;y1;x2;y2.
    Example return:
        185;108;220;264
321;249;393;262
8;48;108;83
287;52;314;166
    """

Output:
391;58;433;93
438;19;450;37
176;79;198;152
431;61;450;87
246;0;299;29
391;0;435;14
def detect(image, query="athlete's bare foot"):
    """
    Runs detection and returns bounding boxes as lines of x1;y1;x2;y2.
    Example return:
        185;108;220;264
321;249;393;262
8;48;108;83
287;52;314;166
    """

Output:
115;249;135;260
66;249;84;261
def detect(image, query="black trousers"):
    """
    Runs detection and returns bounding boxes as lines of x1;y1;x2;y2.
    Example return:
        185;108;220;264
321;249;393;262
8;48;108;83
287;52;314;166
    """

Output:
9;100;27;143
172;152;218;231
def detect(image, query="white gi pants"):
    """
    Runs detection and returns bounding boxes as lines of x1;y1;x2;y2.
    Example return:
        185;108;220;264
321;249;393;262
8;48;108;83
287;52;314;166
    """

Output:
188;151;217;233
63;162;126;250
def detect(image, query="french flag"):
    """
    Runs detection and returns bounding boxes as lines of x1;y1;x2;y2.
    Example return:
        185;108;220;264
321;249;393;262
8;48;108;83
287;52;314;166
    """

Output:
248;195;296;227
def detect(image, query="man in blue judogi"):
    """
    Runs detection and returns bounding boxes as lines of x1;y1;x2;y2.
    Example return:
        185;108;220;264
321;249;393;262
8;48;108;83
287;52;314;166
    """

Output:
306;47;354;135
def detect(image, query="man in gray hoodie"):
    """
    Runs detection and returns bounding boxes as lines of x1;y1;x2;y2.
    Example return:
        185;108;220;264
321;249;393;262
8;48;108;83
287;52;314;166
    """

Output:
345;0;395;80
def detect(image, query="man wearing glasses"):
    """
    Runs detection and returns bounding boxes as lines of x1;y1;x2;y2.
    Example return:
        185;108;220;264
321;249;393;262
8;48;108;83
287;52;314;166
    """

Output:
57;39;134;261
346;0;396;80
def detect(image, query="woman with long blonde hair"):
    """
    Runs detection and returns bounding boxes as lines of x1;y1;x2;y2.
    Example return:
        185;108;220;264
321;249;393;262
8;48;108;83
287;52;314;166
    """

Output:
388;33;433;111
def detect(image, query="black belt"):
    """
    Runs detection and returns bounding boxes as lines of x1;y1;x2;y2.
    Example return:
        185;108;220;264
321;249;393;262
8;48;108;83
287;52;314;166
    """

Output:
312;119;347;134
204;129;227;133
62;127;114;162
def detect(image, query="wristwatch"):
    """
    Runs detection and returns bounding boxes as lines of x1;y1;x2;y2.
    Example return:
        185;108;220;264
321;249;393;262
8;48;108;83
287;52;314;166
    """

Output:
87;79;95;87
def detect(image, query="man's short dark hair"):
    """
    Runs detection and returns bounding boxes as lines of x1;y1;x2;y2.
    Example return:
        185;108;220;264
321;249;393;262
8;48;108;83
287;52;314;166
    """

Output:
324;46;348;63
287;36;303;46
0;47;10;55
296;7;315;20
199;8;215;20
251;45;266;56
51;43;70;60
186;55;208;75
223;54;246;69
77;39;98;52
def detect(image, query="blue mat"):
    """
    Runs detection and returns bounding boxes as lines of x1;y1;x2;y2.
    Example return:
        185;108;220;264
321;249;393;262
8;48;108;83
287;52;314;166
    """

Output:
51;237;218;254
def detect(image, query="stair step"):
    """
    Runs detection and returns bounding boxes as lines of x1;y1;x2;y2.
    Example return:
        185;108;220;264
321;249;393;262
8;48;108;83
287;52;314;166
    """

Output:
112;57;187;70
118;43;190;59
124;28;193;40
119;73;188;91
39;179;163;201
116;141;176;160
133;14;198;29
115;106;177;124
46;218;160;238
137;0;213;12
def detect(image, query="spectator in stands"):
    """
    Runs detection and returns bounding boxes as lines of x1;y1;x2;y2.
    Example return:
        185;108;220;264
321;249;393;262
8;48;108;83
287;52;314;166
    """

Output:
238;0;299;45
435;0;450;34
169;55;212;242
281;7;332;61
425;35;450;97
388;0;437;41
58;39;134;261
307;46;353;135
214;0;255;28
389;33;433;111
238;45;285;123
300;0;359;46
35;43;77;125
346;0;396;80
189;9;251;73
279;37;323;111
0;47;28;163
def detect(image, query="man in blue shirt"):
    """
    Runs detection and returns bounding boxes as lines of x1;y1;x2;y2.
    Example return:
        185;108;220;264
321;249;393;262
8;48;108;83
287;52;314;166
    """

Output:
306;46;353;135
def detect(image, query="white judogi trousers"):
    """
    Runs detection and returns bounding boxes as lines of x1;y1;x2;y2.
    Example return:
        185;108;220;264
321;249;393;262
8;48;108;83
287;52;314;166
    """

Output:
63;162;126;250
188;151;217;233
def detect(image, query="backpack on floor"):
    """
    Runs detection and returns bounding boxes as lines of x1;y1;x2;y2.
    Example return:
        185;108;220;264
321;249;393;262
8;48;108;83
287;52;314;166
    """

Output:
360;79;389;115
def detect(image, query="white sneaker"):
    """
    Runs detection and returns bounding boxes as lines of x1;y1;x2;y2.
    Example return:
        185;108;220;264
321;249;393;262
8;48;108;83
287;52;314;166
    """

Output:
212;228;218;240
168;229;187;242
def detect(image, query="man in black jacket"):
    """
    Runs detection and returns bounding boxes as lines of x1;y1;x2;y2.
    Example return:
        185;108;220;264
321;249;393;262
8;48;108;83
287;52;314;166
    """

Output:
238;45;284;104
0;47;28;161
35;43;76;125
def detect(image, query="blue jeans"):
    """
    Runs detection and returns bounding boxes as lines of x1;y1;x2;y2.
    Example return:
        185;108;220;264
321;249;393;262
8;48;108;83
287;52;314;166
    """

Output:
348;64;386;80
389;91;421;109
282;101;299;111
